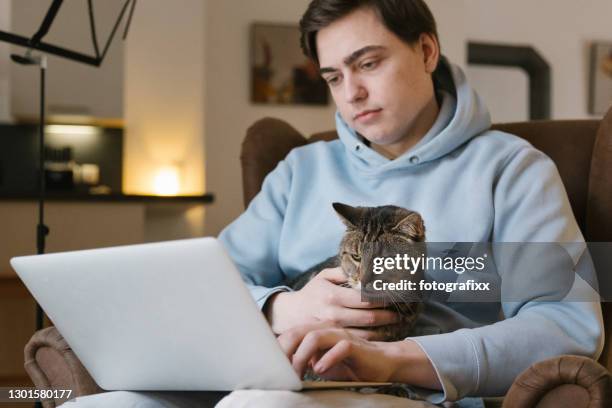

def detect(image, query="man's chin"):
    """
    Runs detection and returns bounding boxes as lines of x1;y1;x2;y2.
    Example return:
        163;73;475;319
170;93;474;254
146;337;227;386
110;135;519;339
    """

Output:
360;133;400;146
356;128;385;143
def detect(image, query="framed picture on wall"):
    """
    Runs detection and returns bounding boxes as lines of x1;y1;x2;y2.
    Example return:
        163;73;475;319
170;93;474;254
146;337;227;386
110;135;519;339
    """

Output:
589;41;612;115
250;23;328;106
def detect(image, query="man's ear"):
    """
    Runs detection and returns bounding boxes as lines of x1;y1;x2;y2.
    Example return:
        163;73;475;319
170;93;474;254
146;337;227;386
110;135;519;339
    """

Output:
419;32;440;74
332;202;362;228
392;211;425;241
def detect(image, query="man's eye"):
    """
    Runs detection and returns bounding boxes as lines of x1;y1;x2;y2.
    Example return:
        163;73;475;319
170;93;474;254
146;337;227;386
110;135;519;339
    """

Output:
325;76;341;86
360;60;378;71
350;253;362;262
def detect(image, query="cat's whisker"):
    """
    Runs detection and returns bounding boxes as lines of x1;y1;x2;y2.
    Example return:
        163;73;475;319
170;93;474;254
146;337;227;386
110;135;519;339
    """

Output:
396;288;421;304
385;291;404;317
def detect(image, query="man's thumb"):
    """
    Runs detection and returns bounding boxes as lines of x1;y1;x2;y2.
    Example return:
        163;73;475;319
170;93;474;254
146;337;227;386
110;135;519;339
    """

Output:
318;267;347;284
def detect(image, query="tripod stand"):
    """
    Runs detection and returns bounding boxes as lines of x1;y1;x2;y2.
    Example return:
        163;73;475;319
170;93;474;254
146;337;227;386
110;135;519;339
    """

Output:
10;52;49;331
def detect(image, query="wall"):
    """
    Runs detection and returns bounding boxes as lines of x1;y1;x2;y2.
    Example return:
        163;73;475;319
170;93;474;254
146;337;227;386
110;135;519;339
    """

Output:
203;0;467;236
204;0;333;235
466;65;529;123
123;0;206;198
8;0;124;119
0;0;10;122
464;0;612;121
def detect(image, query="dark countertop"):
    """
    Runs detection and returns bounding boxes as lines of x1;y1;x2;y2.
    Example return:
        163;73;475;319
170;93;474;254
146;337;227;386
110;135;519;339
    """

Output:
0;192;214;203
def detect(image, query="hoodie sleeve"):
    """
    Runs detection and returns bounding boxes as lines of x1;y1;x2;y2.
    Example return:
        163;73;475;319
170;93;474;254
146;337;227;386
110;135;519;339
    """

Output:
409;145;604;403
218;157;293;309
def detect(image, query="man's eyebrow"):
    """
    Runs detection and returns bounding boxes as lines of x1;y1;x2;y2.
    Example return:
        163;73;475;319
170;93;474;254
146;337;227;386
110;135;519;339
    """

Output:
319;66;338;75
319;45;386;75
343;45;385;65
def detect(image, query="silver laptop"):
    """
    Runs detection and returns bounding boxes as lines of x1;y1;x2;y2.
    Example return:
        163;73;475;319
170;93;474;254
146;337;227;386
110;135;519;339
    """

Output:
11;237;389;391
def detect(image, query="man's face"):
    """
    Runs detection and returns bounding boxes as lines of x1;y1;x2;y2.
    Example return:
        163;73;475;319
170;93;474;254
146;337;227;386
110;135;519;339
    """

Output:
316;7;439;152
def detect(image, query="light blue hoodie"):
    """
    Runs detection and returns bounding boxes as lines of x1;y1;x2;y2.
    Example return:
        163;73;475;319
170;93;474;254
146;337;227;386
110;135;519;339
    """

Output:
218;59;603;402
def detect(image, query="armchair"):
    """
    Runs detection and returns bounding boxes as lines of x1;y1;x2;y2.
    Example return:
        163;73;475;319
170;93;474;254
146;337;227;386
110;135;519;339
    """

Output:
24;107;612;407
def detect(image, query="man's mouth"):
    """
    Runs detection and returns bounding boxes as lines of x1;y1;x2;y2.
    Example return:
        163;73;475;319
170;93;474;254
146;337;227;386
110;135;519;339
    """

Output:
354;109;382;122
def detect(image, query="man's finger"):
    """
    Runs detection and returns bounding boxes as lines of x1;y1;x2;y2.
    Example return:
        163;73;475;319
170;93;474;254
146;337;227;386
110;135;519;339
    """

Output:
317;267;348;284
277;321;337;359
325;306;399;328
278;329;305;360
329;285;387;309
313;340;359;381
291;329;347;377
308;350;325;371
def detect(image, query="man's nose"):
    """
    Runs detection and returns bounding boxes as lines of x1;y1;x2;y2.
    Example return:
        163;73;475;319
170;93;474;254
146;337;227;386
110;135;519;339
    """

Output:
344;74;367;104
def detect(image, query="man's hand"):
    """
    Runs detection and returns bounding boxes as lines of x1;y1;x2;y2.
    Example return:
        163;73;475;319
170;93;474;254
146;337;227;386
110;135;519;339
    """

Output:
278;322;395;381
264;267;399;334
277;321;443;390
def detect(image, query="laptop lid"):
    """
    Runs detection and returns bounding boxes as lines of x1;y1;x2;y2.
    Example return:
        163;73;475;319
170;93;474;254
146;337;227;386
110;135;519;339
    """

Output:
11;237;302;391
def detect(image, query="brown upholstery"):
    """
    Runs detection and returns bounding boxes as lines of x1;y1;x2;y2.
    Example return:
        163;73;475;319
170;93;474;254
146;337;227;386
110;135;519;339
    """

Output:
590;109;612;374
502;355;611;408
24;327;102;407
587;107;612;242
242;118;308;208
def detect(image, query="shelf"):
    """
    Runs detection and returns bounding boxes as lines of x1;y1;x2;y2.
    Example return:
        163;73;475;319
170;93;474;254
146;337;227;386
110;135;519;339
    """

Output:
0;192;214;204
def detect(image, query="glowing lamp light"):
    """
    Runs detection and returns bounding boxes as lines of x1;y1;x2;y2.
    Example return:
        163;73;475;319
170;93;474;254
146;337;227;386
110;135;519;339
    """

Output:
45;125;101;136
153;166;180;196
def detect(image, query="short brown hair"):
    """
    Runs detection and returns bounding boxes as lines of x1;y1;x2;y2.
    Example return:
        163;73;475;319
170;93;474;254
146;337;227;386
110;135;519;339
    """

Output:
299;0;439;65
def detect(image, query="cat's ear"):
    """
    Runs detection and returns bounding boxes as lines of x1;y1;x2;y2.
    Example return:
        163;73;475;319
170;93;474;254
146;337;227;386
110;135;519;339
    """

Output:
332;202;362;228
392;211;425;241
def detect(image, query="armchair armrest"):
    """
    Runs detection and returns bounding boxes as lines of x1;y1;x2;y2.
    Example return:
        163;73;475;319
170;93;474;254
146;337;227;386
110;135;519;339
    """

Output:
502;355;611;408
24;327;103;408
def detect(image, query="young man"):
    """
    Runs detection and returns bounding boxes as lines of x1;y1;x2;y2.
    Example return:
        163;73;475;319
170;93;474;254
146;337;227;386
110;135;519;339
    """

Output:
69;0;602;406
218;0;603;404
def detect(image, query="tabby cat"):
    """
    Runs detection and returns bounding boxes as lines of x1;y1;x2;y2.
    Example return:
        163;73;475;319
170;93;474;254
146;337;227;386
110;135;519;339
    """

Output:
289;202;426;341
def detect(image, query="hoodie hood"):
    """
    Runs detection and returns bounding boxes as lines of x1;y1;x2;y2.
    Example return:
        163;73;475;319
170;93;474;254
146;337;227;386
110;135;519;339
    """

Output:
335;57;492;173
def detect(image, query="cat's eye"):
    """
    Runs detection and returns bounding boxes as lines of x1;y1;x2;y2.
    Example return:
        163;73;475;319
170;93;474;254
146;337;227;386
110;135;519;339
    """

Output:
350;253;361;262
